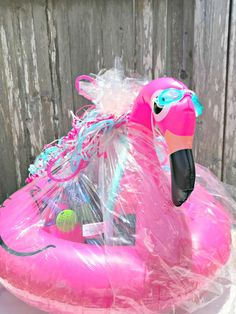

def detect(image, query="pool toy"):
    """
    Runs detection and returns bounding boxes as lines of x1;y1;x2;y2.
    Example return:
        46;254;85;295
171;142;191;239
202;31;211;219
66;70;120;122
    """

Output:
0;65;232;314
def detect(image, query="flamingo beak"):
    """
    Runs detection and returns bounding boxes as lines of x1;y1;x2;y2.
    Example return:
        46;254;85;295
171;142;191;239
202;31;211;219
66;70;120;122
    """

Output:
170;149;195;207
164;131;195;206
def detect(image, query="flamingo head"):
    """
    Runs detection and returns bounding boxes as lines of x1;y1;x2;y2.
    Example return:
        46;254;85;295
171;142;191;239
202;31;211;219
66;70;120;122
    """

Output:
131;77;203;206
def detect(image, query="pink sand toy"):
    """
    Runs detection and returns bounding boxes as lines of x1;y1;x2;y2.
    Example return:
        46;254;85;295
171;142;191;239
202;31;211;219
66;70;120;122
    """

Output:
0;68;232;314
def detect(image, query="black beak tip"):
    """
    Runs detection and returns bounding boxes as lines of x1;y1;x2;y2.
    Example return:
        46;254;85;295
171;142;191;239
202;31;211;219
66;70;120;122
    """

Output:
173;199;185;207
170;149;196;207
172;189;193;207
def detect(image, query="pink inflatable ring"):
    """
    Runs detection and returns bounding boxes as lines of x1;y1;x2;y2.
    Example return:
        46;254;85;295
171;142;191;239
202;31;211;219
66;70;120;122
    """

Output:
0;77;231;314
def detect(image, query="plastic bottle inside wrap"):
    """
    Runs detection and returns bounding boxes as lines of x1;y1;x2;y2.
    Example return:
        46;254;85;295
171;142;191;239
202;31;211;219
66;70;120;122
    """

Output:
0;60;235;314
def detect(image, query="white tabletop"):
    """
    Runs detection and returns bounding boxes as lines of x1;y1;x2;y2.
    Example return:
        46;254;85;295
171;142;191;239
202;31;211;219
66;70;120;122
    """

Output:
0;284;46;314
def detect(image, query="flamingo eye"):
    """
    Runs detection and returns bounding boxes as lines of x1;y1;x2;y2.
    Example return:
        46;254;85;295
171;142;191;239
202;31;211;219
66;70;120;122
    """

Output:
153;101;163;114
151;90;172;122
152;89;183;116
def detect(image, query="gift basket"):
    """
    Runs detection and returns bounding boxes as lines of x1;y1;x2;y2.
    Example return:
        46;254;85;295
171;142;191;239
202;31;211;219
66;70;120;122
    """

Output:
0;61;235;314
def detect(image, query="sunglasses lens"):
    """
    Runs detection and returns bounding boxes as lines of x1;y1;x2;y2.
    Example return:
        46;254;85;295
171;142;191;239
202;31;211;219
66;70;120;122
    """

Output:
154;88;203;117
192;94;204;117
158;89;183;107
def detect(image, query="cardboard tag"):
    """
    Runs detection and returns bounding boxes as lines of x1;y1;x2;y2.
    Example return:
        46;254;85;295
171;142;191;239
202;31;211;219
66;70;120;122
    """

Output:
82;222;104;237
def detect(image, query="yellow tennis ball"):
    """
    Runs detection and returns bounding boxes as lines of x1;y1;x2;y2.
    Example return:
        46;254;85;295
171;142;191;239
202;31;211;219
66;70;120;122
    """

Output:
56;209;78;232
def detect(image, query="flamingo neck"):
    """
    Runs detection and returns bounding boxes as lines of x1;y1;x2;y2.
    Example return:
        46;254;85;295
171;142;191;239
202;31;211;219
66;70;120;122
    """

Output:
129;101;152;131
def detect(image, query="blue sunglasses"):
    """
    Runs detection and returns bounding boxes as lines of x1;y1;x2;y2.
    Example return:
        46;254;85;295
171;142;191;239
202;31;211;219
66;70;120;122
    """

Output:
154;88;204;117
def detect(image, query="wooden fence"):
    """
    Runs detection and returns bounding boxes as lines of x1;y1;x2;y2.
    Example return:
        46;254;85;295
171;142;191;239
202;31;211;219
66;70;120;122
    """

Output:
0;0;235;203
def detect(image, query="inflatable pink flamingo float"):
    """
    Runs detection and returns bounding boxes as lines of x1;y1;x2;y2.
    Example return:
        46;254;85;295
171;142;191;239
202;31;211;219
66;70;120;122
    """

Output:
0;70;232;314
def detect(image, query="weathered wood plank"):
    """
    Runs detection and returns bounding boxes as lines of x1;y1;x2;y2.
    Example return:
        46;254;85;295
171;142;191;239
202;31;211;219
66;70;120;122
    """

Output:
135;0;153;79
153;0;194;86
67;0;103;109
153;0;168;78
192;0;230;178
47;0;74;137
0;5;18;202
223;0;236;185
101;0;135;71
31;0;55;140
182;0;194;87
67;0;135;107
0;1;29;201
166;0;194;86
14;0;51;160
166;0;184;79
